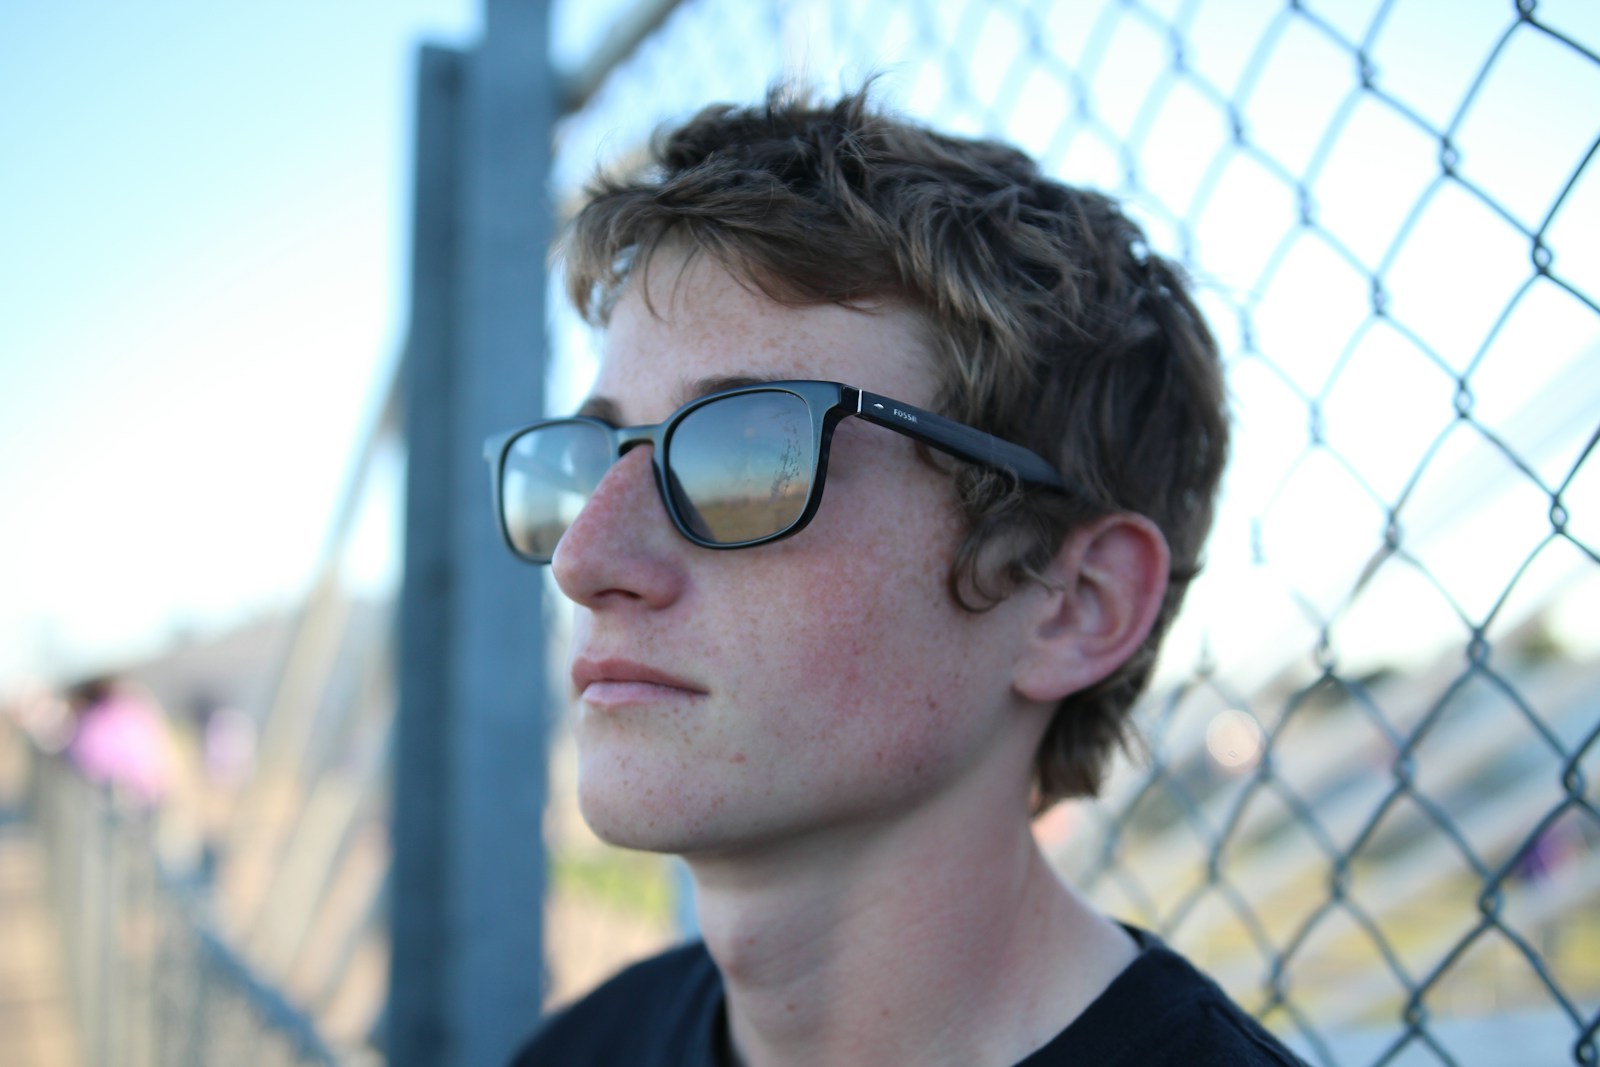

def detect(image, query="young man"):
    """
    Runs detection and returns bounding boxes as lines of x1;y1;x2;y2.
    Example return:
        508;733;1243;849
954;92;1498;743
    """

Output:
493;89;1306;1066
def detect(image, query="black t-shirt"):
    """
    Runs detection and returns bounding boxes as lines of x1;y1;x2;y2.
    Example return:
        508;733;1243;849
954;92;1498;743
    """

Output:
510;927;1309;1065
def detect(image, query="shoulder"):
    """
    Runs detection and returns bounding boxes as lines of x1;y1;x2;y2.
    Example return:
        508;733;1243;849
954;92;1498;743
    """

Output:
506;940;723;1067
1021;927;1309;1066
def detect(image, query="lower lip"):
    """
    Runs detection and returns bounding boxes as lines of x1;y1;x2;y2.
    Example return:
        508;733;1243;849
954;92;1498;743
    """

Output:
580;681;704;709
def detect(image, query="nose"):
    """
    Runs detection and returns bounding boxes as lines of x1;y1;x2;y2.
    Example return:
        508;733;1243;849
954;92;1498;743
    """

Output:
551;444;688;609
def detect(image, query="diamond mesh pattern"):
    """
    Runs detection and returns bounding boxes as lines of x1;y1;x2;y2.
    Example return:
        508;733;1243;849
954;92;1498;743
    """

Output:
549;2;1600;1062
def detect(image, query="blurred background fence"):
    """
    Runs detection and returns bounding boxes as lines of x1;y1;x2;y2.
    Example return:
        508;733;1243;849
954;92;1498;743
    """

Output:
6;0;1595;1065
27;747;341;1067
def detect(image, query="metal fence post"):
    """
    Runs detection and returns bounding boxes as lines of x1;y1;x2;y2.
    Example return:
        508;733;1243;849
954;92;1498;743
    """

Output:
389;1;554;1063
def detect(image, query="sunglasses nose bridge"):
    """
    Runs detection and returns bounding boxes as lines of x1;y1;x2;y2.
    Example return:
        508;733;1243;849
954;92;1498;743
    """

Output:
613;410;678;458
610;425;666;485
612;425;657;455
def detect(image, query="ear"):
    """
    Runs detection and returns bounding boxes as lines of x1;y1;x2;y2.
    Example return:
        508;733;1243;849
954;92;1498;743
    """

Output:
1012;512;1171;704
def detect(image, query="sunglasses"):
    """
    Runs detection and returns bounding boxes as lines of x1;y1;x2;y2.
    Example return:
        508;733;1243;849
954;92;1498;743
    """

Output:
484;379;1065;563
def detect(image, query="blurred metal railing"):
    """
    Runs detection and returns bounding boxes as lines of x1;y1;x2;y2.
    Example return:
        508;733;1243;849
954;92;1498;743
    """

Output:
28;741;341;1067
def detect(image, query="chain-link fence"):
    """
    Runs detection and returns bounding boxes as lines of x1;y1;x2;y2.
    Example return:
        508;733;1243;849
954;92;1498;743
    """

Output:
541;1;1600;1064
25;739;343;1067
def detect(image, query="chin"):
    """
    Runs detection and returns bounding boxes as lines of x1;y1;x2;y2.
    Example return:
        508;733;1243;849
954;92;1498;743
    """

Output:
575;771;733;854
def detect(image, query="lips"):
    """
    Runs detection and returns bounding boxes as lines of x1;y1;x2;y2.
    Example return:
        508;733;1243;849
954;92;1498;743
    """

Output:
571;656;707;704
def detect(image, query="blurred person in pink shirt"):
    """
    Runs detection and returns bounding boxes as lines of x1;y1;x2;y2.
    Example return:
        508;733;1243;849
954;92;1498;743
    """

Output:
66;676;173;807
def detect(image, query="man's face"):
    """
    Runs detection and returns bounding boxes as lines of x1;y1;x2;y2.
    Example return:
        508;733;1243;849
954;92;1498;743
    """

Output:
551;252;1041;856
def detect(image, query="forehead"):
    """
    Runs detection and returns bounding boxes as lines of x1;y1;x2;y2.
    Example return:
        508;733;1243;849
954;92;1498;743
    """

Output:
594;251;937;416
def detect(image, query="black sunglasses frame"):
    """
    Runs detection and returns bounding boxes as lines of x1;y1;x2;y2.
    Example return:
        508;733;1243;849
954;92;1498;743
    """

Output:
483;379;1066;563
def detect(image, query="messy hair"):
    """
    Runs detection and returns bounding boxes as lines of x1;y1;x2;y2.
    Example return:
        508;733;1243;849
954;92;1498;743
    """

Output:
562;87;1228;809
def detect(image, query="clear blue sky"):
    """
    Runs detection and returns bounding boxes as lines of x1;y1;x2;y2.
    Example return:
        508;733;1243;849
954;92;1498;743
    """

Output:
0;3;481;685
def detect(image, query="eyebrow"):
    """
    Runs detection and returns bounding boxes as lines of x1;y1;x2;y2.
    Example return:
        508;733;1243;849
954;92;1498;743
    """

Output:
574;372;796;426
574;395;622;423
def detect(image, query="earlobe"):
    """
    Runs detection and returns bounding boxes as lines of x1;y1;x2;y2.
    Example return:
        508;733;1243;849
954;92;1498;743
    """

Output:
1013;513;1171;704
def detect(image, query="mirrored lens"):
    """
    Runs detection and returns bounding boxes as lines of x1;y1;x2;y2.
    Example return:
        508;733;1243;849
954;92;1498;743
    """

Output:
667;391;815;544
501;421;612;560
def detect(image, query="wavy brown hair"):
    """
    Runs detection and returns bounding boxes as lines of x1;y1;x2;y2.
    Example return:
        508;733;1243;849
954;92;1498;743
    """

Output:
562;87;1229;809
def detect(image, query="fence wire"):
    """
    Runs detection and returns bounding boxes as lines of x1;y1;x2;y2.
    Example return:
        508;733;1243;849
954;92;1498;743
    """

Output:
27;743;343;1067
544;1;1600;1064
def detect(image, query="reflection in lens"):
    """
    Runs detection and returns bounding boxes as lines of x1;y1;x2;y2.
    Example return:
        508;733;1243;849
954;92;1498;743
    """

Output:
669;391;813;543
501;421;611;559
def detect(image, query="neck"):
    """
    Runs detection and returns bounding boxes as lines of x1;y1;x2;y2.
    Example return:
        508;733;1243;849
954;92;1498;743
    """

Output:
685;777;1136;1067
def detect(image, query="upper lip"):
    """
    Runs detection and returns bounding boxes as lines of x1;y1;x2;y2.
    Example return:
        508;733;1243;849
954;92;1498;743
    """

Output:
571;656;706;695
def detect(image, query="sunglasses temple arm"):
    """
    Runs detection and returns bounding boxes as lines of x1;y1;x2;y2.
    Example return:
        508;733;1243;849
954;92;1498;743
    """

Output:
853;390;1067;490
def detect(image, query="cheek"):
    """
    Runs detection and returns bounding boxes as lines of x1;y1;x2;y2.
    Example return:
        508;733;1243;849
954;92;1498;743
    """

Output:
725;528;991;777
